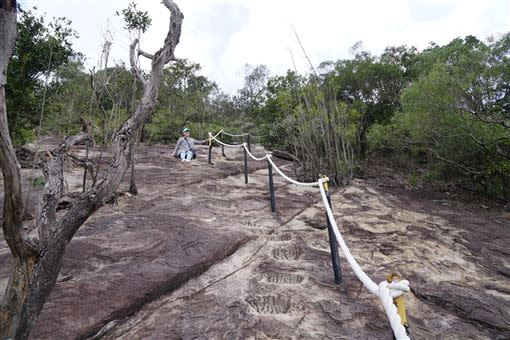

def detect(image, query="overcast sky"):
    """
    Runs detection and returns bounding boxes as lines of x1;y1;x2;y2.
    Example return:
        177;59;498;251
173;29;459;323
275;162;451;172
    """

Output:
18;0;510;93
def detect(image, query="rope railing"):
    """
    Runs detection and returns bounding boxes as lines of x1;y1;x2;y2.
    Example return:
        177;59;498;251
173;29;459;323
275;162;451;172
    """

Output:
205;132;411;339
211;130;224;139
222;131;249;138
318;178;410;340
266;154;318;187
209;133;317;185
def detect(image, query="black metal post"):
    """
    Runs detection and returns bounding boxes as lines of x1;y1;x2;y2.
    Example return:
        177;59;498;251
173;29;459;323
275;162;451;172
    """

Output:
267;159;275;213
208;143;214;165
243;147;248;184
247;134;251;152
221;144;226;157
326;190;342;284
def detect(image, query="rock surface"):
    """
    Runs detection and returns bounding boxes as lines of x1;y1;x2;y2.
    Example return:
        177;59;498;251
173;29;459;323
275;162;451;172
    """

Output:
0;141;509;339
100;180;510;340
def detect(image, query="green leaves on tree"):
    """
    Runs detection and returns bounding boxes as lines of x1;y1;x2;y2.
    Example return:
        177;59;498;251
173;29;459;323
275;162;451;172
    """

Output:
116;2;152;34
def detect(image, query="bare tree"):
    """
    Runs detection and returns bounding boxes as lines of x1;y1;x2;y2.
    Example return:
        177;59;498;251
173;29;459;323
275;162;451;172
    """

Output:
0;1;183;338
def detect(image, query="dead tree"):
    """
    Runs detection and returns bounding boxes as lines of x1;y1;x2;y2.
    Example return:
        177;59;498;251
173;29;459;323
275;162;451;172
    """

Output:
0;1;183;338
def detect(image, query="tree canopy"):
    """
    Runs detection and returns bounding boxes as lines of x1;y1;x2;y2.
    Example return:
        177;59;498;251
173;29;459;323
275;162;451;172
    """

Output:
4;7;509;200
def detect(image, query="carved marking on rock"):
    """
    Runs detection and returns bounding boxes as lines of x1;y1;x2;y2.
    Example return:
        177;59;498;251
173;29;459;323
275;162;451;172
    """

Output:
270;233;292;242
263;272;304;284
210;199;232;209
245;295;293;314
271;246;303;260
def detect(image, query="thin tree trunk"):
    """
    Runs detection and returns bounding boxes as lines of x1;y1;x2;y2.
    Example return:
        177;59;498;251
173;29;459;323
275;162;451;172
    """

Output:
0;257;36;339
128;134;138;195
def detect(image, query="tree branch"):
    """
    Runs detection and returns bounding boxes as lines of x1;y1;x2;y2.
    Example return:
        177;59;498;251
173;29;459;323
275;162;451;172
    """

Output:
37;121;91;242
0;2;17;86
68;154;97;184
138;49;154;60
57;0;184;244
157;0;183;65
427;147;482;176
129;38;147;86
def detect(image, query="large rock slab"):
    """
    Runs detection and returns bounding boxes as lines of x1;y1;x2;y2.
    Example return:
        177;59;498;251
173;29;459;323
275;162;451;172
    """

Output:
1;142;317;339
2;141;509;339
102;180;510;339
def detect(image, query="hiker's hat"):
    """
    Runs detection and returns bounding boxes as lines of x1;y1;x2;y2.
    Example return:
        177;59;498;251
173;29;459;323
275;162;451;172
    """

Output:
182;127;190;133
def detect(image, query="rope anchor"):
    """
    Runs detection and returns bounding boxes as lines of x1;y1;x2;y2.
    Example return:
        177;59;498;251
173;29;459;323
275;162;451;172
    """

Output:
206;131;412;339
387;273;410;339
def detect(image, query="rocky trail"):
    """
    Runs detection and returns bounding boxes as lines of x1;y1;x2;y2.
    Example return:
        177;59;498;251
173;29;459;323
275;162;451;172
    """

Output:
1;141;509;339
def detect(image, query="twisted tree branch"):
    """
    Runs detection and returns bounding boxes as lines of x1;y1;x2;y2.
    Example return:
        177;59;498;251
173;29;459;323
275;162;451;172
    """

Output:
37;124;91;242
129;38;147;86
138;49;154;60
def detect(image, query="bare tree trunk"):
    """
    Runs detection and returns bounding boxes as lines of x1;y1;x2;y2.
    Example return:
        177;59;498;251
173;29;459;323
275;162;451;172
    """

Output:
128;66;139;195
0;1;183;338
0;5;40;336
0;257;36;339
128;134;138;195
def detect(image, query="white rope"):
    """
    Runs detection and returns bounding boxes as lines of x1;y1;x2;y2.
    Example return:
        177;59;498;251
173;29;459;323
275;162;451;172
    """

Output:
267;156;319;187
222;131;249;138
242;143;269;161
211;130;223;139
317;178;410;340
210;134;318;187
207;130;411;338
208;132;244;148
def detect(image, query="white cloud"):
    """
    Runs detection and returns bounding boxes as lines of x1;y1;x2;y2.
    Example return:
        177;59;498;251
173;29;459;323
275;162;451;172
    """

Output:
18;0;510;93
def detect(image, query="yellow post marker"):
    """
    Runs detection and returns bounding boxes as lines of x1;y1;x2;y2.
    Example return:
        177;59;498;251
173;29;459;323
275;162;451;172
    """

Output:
207;132;212;147
387;273;409;332
321;175;330;192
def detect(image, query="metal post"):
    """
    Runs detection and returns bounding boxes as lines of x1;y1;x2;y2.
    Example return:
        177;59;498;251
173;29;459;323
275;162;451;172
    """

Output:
221;144;225;157
247;134;251;152
208;139;214;165
323;178;342;284
268;159;275;213
243;147;248;184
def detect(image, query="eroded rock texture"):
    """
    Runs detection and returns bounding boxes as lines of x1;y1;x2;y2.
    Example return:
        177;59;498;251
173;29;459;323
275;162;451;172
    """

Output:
1;141;509;339
97;178;509;340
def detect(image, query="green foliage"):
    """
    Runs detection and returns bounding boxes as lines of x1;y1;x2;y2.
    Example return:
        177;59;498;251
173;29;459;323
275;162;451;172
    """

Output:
407;170;418;189
116;2;152;34
30;176;46;188
319;46;414;156
5;9;507;202
277;83;362;184
146;60;223;143
43;60;92;136
6;8;78;145
236;64;270;119
368;34;510;200
10;127;34;146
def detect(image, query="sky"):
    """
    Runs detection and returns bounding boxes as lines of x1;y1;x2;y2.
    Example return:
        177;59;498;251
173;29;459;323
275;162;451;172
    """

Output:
18;0;510;94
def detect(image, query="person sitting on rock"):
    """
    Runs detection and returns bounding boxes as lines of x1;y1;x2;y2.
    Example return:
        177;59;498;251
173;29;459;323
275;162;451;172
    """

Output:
172;127;206;163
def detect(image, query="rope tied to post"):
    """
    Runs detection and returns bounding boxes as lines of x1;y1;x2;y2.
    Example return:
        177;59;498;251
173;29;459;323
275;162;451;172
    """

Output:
206;132;411;339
